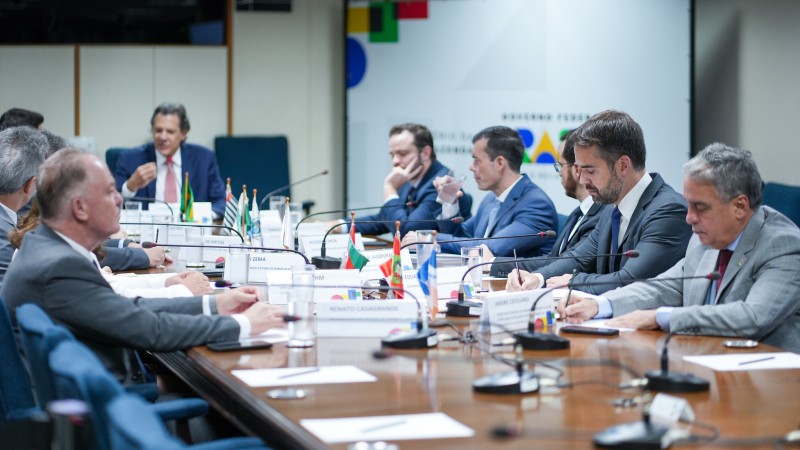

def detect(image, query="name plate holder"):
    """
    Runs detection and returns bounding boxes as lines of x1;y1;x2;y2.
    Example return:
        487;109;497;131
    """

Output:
315;300;418;337
478;289;553;334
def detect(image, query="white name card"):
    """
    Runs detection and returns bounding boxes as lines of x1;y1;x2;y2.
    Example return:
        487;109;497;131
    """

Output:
358;248;395;281
315;300;418;337
296;222;328;237
478;289;553;334
202;236;241;262
247;253;308;283
313;270;363;301
193;202;213;224
300;233;365;259
260;210;282;233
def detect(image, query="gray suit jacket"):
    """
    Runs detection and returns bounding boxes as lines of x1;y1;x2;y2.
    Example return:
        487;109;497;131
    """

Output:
606;206;800;352
0;207;15;286
490;202;608;277
2;224;240;383
523;173;691;294
100;242;150;271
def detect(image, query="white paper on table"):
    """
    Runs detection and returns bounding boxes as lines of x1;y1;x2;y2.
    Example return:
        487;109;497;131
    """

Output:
231;365;376;387
247;328;289;344
575;318;635;333
682;352;800;371
300;412;475;443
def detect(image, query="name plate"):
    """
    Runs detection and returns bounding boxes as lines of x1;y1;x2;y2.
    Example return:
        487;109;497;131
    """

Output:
267;271;292;304
260;210;282;234
247;253;308;283
315;300;418;337
202;235;241;262
313;270;363;300
300;233;365;259
478;289;553;334
357;248;395;281
296;222;327;237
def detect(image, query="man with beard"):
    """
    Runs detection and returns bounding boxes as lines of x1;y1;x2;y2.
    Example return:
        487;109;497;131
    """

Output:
507;110;691;294
491;129;608;276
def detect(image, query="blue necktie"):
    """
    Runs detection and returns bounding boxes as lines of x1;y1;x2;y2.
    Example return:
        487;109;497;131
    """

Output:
484;199;501;238
609;207;622;271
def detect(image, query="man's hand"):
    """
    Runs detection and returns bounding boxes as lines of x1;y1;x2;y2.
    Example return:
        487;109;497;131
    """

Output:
177;272;211;296
506;269;541;291
546;273;573;288
400;231;418;247
242;303;288;335
384;154;423;197
216;286;260;314
143;246;172;267
607;310;658;330
126;162;157;192
556;293;599;324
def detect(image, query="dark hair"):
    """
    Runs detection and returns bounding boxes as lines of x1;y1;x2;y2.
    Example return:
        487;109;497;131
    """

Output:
472;126;524;172
37;148;91;220
569;110;646;170
151;102;190;132
684;143;762;209
0;108;44;130
389;123;436;160
40;129;70;159
561;129;577;165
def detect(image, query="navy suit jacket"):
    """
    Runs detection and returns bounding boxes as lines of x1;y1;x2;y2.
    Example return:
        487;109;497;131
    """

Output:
530;173;691;294
491;201;608;277
437;174;557;257
114;142;226;216
357;160;472;236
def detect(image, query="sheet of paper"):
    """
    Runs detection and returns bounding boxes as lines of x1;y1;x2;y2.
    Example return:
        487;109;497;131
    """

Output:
300;412;475;443
249;328;289;344
231;365;376;387
576;318;635;333
683;352;800;371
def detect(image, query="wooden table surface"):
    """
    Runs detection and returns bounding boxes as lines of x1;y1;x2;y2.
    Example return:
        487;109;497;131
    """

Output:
156;319;800;450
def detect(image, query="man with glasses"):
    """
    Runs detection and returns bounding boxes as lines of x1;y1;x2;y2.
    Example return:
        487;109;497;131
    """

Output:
491;130;608;276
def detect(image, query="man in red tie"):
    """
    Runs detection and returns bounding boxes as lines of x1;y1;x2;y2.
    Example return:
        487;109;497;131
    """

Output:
557;144;800;353
114;102;226;218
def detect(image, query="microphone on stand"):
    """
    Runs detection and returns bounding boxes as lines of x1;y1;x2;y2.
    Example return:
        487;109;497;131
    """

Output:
129;196;175;217
312;217;465;270
293;201;428;234
120;221;245;243
258;169;329;209
141;241;310;264
399;230;557;251
644;330;713;393
445;248;637;318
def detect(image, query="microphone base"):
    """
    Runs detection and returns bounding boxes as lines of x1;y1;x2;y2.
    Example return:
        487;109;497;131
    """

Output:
473;370;539;395
311;256;342;270
593;420;669;449
445;300;482;317
645;370;710;393
514;331;570;351
381;328;438;349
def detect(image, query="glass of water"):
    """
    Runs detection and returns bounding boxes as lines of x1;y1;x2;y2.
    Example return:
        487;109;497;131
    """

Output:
460;246;484;291
286;264;315;348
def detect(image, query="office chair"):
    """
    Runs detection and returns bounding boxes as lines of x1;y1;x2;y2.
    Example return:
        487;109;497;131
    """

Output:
51;341;268;450
0;298;40;423
105;147;129;173
762;182;800;227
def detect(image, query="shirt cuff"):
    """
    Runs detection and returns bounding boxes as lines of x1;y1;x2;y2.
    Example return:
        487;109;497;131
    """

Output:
655;306;673;331
595;296;613;319
202;295;218;316
532;273;545;289
438;201;459;219
121;182;136;198
231;314;251;339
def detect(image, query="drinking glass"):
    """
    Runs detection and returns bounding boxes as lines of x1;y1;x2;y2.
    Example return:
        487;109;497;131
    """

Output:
286;264;316;348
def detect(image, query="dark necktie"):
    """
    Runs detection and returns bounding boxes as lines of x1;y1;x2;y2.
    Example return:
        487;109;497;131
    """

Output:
716;249;734;290
609;207;622;270
559;209;583;255
405;185;417;212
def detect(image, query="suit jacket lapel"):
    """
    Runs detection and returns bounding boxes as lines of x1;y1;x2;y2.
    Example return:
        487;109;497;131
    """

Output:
618;174;664;248
487;175;530;237
689;248;719;305
717;208;764;298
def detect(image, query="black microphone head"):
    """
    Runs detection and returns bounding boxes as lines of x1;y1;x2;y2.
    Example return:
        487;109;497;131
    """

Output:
405;200;418;207
372;349;391;359
491;424;520;439
452;216;464;224
283;314;302;322
707;271;721;280
625;249;640;258
141;241;156;249
544;230;556;238
321;169;329;175
214;280;232;288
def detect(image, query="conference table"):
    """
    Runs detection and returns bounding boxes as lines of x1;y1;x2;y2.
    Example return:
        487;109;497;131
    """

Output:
154;314;800;449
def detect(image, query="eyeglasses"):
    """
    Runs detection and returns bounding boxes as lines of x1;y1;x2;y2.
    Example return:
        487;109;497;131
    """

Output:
553;162;572;173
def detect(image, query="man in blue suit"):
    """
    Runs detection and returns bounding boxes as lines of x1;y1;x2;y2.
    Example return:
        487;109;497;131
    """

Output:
404;126;557;258
507;110;691;294
114;103;226;218
355;123;471;236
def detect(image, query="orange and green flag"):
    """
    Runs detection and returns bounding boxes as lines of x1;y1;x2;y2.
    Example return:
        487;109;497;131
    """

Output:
379;221;403;298
344;212;369;271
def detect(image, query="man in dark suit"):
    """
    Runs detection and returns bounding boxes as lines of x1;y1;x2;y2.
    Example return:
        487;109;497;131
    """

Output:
558;144;800;352
355;123;471;236
404;126;557;258
3;149;284;384
508;110;691;294
491;129;608;276
0;127;47;287
114;102;226;217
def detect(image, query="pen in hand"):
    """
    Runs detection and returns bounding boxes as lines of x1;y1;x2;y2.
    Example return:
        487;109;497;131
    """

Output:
513;249;523;286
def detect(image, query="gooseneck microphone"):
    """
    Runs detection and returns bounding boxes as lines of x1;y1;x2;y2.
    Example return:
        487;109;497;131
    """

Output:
312;217;465;269
644;330;713;393
141;242;310;264
400;230;557;251
129;196;175;216
258;169;329;208
119;221;245;243
447;249;640;318
293;201;430;234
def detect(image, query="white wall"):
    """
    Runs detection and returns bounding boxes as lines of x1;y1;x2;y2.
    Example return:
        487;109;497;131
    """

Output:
695;0;800;185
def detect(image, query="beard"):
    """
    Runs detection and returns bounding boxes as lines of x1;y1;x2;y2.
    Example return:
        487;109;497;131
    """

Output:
590;170;624;205
563;173;578;199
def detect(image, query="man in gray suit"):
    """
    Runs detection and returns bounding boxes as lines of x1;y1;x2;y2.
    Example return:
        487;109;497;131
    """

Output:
0;127;47;287
558;144;800;352
2;149;285;383
507;110;692;294
491;129;608;277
